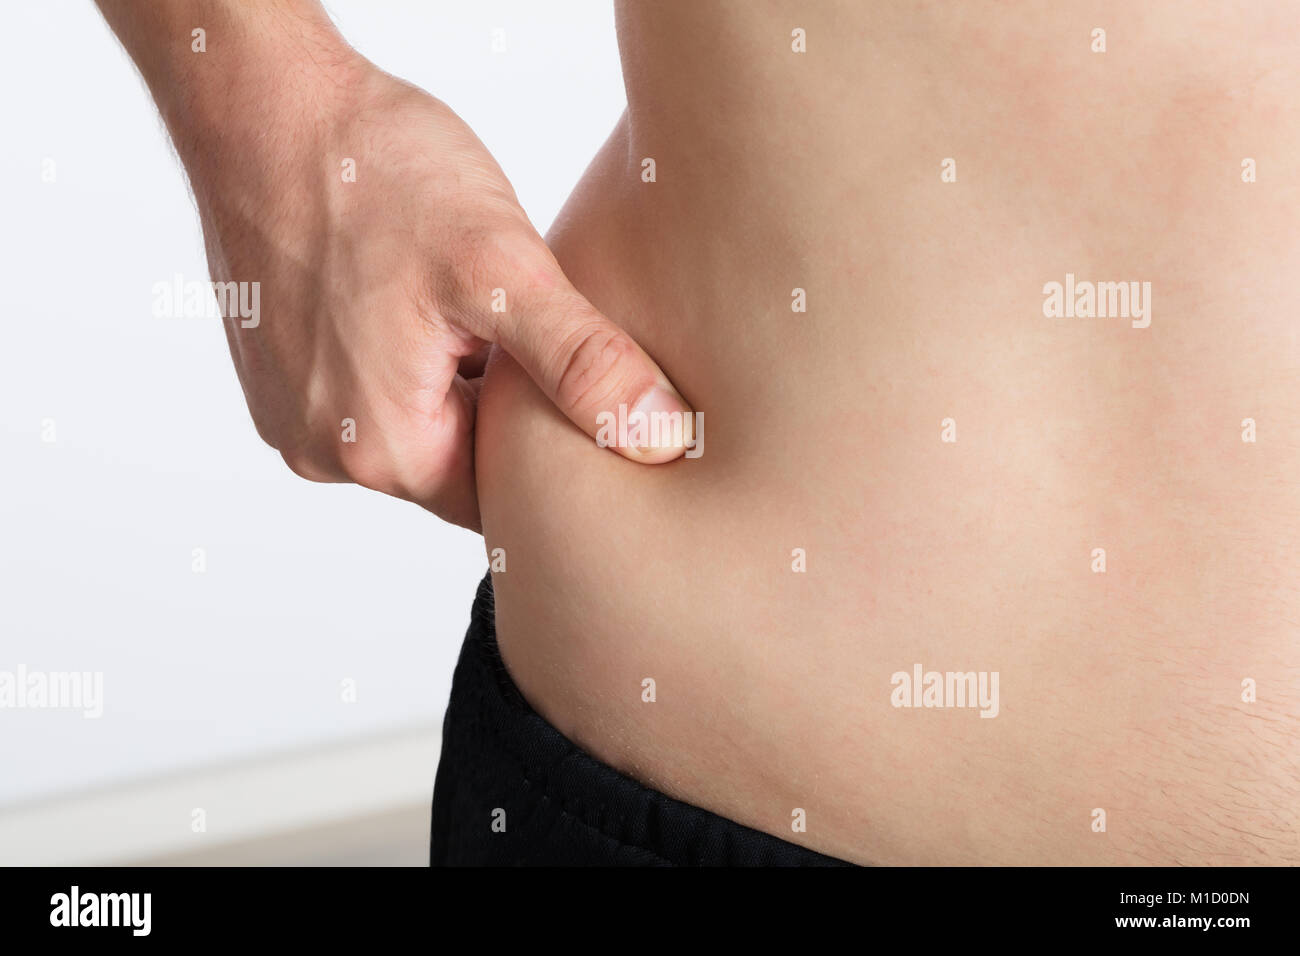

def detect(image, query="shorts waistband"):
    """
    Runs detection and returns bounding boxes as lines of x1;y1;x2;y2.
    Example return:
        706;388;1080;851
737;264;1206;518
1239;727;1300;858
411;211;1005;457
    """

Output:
430;573;852;866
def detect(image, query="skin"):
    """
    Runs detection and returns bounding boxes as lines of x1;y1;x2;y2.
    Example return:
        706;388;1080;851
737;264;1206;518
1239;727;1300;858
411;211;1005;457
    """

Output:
478;1;1300;864
94;0;693;532
99;0;1300;864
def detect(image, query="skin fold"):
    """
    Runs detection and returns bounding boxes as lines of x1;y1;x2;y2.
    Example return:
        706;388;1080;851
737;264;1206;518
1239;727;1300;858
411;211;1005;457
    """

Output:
476;1;1300;864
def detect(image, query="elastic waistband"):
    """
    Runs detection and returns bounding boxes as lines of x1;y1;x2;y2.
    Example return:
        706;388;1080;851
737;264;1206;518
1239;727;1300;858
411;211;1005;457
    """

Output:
430;573;851;866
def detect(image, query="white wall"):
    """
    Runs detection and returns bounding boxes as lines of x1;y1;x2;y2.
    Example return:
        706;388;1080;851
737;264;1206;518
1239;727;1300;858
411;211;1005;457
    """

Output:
0;0;625;815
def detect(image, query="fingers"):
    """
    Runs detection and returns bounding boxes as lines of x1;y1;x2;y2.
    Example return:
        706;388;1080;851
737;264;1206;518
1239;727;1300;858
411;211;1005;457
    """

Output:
243;216;693;533
268;369;482;532
452;228;695;464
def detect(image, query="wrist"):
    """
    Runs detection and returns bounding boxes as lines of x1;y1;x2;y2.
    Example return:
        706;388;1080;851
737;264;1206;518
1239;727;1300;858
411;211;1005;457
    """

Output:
153;6;367;166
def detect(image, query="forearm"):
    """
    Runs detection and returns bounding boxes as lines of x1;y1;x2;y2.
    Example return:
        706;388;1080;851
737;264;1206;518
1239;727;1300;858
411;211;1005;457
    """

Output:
94;0;361;164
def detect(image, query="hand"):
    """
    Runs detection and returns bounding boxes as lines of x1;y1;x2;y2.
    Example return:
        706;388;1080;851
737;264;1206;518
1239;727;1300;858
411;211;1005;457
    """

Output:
180;47;692;530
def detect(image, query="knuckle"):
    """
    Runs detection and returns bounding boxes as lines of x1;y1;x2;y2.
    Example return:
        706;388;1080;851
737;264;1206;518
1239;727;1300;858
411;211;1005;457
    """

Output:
443;225;547;321
552;323;639;413
337;442;402;497
279;413;344;484
251;415;281;452
279;447;333;484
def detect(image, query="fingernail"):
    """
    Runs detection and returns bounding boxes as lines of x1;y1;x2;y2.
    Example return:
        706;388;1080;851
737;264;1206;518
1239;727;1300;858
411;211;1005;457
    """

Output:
627;385;694;455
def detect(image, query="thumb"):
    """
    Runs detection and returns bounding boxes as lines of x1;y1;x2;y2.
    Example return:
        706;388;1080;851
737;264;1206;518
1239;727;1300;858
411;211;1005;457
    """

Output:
483;246;695;464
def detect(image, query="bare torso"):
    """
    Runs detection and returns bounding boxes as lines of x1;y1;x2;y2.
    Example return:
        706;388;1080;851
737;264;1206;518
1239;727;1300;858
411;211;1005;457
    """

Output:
475;0;1300;864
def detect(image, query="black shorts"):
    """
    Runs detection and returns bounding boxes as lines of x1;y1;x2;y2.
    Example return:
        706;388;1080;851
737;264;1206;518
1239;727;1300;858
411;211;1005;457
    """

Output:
430;573;851;866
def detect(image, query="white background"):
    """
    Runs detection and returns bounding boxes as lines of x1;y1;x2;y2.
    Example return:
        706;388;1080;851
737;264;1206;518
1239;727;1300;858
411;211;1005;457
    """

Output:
0;0;624;809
